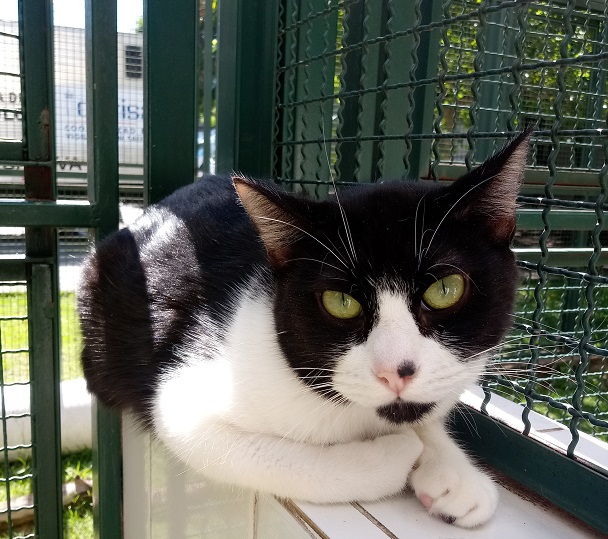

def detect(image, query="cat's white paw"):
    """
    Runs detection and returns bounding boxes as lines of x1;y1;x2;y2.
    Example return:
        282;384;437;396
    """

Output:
409;456;498;528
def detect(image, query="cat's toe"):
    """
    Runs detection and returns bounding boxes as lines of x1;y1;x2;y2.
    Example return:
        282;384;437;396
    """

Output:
411;463;498;528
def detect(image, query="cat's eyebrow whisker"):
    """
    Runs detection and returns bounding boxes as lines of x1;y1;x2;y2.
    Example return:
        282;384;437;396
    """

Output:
425;263;481;292
413;194;427;264
421;173;499;263
337;228;356;267
285;257;348;275
255;215;349;269
417;228;433;266
417;200;428;269
321;119;358;266
323;234;352;269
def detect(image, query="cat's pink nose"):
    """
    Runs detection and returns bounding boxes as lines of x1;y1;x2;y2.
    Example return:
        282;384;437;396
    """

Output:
375;362;416;396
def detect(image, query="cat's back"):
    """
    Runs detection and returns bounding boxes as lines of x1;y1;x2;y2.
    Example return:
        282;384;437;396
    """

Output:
77;175;266;420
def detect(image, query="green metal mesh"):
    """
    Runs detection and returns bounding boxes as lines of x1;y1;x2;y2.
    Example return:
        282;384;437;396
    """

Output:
0;281;35;538
272;0;608;454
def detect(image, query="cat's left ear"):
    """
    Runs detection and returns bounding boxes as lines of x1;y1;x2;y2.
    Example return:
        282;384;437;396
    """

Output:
450;128;531;243
233;176;307;268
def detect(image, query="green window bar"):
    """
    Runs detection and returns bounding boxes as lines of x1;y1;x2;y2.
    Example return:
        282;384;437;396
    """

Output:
0;0;64;537
1;0;200;535
266;0;608;533
83;1;122;538
0;0;123;537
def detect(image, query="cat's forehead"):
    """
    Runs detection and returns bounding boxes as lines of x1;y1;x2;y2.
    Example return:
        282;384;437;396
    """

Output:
323;182;450;246
305;181;489;283
338;180;443;212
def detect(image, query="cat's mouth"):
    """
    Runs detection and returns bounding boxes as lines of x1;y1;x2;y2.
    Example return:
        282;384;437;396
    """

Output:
376;400;436;424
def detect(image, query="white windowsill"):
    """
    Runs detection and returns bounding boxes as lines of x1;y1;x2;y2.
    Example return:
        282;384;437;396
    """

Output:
122;388;608;538
461;385;608;475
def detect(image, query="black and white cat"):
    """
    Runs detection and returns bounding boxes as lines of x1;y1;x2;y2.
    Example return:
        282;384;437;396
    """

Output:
78;131;529;528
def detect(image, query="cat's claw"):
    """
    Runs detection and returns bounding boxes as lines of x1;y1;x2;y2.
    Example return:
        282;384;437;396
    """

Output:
410;459;498;528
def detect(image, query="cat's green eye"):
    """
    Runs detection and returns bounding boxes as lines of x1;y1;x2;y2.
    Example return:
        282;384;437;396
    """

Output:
422;274;465;310
322;290;363;319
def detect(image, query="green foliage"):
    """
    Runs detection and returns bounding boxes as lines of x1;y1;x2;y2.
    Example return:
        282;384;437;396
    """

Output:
0;292;83;384
439;1;608;138
489;278;608;442
0;450;93;539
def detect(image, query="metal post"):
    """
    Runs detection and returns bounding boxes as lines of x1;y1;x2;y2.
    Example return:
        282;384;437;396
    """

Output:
406;0;442;180
216;0;279;177
84;1;123;538
144;0;199;205
21;0;64;537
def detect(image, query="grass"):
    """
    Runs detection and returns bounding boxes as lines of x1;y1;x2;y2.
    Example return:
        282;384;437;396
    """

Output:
0;450;93;539
489;277;608;441
63;450;94;539
1;292;91;538
0;291;83;383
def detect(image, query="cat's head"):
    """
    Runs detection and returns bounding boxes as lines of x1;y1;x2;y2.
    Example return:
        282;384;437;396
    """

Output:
233;131;529;425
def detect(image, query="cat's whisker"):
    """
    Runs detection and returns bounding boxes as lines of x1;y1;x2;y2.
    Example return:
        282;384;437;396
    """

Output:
460;333;554;362
255;215;349;269
421;173;499;263
286;257;348;275
416;200;429;269
268;387;350;446
485;365;608;404
337;228;357;268
321;119;358;266
413;194;427;265
417;228;433;266
452;402;481;438
511;315;582;339
425;263;481;292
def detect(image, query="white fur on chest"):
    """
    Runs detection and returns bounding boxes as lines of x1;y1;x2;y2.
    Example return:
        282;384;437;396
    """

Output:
154;288;482;446
154;290;397;447
152;285;490;508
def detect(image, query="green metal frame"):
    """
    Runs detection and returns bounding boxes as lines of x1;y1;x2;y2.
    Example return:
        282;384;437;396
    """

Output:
84;1;122;537
453;407;608;534
216;0;279;176
144;0;199;205
0;0;66;537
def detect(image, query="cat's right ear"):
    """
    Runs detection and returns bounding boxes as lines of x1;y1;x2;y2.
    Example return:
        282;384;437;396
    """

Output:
233;176;304;268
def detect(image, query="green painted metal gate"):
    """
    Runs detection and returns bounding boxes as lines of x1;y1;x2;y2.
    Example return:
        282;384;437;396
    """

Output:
0;0;198;537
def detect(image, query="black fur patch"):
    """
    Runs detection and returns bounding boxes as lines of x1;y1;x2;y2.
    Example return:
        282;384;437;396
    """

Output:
376;401;437;424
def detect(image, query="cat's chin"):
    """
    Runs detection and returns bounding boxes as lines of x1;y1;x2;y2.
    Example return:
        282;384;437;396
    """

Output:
376;400;436;424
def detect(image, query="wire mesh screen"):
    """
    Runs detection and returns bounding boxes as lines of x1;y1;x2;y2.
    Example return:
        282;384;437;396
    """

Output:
0;16;25;202
54;18;145;205
272;0;608;456
0;15;22;145
0;8;36;535
0;280;35;538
